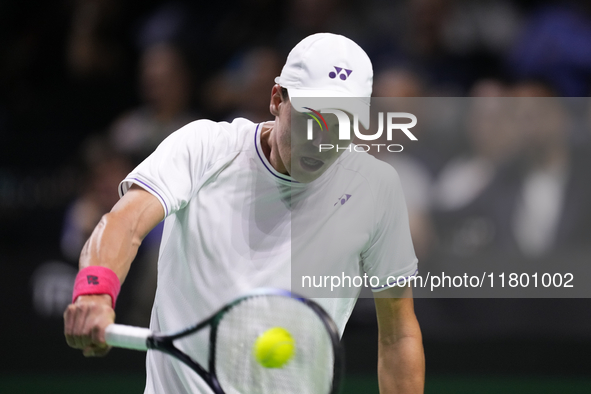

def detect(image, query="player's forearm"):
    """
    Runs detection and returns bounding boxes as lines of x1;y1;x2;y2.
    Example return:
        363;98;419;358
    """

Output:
377;331;425;394
66;187;162;354
79;210;142;283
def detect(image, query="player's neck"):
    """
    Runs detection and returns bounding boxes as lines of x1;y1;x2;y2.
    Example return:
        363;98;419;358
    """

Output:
260;121;288;175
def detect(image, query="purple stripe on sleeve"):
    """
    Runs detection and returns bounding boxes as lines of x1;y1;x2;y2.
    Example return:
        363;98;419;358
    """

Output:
128;178;169;217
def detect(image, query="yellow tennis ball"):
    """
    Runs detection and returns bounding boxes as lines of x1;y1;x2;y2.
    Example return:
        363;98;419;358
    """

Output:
253;327;295;368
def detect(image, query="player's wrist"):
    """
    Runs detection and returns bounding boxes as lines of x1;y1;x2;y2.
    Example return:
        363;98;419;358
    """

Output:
72;266;121;309
75;294;113;307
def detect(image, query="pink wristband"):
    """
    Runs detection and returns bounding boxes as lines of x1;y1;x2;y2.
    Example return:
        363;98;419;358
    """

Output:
72;266;121;309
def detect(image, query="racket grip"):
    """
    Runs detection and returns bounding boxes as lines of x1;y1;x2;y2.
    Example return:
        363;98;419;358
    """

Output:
105;324;152;351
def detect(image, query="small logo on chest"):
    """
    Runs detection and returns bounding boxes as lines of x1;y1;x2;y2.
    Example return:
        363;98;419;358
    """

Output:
334;194;352;206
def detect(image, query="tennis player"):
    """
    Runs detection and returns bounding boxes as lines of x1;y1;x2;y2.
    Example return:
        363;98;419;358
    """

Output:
64;33;425;393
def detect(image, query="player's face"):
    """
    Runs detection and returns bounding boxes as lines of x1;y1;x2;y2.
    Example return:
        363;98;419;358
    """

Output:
275;102;350;183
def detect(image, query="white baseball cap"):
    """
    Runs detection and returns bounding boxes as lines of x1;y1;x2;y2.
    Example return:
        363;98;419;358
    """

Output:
275;33;373;128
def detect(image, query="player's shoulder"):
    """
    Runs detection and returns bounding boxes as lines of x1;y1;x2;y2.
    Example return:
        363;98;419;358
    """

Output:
178;117;255;142
165;117;256;155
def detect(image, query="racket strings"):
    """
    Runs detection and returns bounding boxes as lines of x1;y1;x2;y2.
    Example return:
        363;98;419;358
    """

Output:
214;295;335;394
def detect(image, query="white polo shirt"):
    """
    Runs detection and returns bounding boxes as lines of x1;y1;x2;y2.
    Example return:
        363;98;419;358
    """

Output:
119;118;417;394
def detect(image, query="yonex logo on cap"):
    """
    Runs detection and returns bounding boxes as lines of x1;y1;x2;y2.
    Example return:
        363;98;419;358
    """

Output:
329;66;353;80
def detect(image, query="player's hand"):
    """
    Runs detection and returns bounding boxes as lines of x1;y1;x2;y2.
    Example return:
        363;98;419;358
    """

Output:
64;294;115;357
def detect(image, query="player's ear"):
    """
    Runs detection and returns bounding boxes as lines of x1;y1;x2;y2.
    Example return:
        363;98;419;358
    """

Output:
270;84;283;117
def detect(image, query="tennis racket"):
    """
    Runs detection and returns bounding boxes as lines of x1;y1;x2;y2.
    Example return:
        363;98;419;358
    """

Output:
105;288;343;394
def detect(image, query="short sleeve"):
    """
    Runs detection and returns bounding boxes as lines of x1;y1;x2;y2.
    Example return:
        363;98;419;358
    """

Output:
118;120;218;217
361;167;418;291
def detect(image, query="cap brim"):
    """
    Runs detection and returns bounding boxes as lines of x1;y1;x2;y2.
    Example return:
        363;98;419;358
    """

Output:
286;87;370;129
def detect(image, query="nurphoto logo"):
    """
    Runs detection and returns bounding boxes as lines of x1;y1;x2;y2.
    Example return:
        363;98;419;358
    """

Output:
305;109;418;153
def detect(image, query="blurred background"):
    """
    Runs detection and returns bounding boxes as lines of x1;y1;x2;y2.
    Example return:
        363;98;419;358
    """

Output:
2;0;591;392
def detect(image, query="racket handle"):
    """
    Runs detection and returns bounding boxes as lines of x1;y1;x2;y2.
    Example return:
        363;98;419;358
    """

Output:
105;324;152;351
